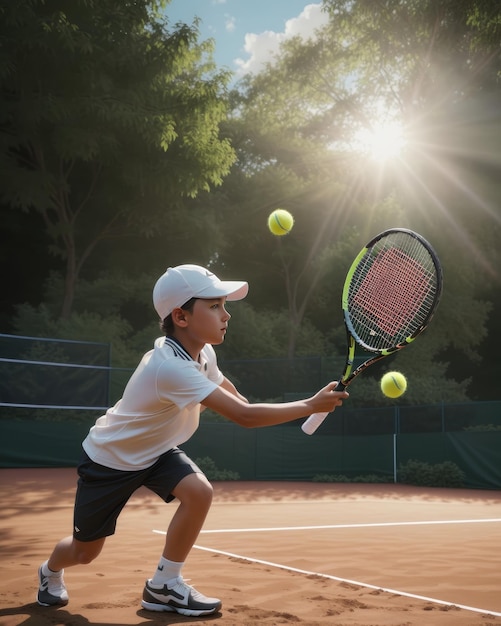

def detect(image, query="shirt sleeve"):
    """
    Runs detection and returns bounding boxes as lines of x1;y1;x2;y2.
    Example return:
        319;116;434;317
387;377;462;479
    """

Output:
155;358;219;410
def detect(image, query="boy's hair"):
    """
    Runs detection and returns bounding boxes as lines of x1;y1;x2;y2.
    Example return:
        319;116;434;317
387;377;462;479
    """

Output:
161;297;198;336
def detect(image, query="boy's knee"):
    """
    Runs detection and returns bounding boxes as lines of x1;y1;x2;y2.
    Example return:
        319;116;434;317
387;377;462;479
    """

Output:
175;472;213;506
75;551;96;565
191;474;213;503
199;477;213;504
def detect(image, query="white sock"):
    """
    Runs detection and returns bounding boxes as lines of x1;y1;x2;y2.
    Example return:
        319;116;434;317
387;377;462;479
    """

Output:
151;557;183;585
42;560;62;577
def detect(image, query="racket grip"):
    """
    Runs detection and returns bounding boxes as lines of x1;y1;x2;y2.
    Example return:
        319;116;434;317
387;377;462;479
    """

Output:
301;412;329;435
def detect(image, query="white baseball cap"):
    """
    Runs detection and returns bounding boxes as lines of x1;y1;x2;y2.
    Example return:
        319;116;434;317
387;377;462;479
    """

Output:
153;264;249;320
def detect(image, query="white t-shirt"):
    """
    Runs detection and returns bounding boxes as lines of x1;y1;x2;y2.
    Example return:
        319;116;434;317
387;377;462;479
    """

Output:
82;337;223;470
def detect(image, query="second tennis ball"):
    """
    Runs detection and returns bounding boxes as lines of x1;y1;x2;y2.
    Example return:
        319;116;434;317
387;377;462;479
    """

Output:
381;371;407;398
268;209;294;236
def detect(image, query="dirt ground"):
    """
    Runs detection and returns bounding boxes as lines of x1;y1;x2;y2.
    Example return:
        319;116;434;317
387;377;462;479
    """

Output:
1;468;501;626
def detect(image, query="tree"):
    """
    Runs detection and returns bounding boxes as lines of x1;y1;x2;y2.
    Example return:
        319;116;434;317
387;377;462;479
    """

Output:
0;0;235;319
212;25;410;359
208;0;499;399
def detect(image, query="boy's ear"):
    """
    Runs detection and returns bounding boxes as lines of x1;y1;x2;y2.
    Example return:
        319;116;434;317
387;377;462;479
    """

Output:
171;307;189;328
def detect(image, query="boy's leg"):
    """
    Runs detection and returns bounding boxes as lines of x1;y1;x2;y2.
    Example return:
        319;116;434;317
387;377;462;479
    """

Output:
142;463;221;616
49;535;106;570
38;452;139;607
163;472;213;562
37;536;106;606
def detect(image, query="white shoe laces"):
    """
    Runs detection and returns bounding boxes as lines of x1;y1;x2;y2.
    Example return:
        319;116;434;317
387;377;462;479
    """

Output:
168;577;217;603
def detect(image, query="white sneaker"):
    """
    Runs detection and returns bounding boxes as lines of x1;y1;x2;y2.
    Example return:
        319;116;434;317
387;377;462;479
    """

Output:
37;562;69;606
141;576;221;616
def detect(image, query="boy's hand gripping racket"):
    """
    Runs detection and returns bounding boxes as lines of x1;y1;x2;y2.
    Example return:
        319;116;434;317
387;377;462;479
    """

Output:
302;228;442;435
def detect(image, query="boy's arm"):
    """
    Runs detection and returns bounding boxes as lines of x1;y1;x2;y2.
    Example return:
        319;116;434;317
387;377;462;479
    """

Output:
200;376;247;413
219;376;249;403
201;382;348;428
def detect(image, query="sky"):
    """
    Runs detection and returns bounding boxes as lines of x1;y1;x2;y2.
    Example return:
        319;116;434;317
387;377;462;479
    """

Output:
163;1;328;79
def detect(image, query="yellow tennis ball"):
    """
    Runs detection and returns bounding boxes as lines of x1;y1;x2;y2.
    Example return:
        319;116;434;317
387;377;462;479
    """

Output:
268;209;294;236
381;371;407;398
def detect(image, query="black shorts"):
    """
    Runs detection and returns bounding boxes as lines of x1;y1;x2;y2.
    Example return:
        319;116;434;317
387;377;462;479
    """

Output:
73;448;202;542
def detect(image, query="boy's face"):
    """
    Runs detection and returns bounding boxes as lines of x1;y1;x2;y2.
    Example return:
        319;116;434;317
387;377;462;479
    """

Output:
184;297;231;345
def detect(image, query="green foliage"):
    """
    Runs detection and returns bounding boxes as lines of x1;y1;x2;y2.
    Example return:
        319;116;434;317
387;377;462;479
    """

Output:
219;0;500;394
312;473;391;483
194;456;240;481
364;345;471;406
200;408;226;423
0;0;234;318
0;405;99;424
398;459;465;488
218;302;325;360
319;0;501;105
12;303;140;366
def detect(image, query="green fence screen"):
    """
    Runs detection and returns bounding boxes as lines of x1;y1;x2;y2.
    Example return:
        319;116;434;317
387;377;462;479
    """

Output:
1;334;500;490
1;420;500;490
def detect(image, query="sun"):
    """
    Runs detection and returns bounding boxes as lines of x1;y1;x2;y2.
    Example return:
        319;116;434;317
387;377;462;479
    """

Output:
354;120;406;162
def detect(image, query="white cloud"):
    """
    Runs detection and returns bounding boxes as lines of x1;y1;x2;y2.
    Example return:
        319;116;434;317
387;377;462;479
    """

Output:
225;14;236;33
235;3;327;76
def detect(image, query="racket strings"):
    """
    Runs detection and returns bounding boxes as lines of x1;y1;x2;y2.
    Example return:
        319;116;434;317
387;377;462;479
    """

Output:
349;242;438;348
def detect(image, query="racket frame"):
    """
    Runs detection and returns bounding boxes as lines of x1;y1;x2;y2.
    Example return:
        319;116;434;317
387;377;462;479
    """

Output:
341;227;442;357
303;227;443;431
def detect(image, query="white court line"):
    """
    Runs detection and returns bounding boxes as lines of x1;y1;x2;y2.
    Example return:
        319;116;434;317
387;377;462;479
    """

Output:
152;523;501;619
178;517;501;534
194;544;501;619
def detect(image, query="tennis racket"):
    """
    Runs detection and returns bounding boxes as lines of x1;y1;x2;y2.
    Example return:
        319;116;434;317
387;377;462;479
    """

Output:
301;228;442;435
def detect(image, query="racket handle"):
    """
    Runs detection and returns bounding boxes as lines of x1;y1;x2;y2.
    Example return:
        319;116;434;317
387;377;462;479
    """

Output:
301;381;347;435
301;412;329;435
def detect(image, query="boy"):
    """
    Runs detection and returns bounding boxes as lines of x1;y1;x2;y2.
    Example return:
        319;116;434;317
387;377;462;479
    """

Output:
37;264;348;617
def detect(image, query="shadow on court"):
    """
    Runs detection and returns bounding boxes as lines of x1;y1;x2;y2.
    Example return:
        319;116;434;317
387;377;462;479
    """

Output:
0;603;222;625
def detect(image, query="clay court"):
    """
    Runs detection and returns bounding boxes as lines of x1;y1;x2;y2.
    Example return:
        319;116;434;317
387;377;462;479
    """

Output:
1;468;501;626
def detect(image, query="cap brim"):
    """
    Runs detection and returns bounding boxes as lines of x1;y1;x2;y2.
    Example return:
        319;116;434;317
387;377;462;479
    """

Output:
197;281;248;302
226;282;249;301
